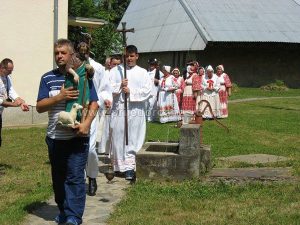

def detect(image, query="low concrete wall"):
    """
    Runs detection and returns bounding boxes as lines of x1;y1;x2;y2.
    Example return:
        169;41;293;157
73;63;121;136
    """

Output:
2;107;48;127
137;124;212;181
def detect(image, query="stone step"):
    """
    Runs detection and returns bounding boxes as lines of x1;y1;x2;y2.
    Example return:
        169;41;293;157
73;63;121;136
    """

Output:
217;154;289;165
210;167;293;180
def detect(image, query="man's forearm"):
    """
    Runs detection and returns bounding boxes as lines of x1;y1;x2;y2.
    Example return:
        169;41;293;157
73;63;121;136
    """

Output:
1;100;19;107
83;101;99;127
36;95;63;113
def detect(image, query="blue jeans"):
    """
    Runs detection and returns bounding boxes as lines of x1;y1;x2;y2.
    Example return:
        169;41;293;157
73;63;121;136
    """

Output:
46;136;89;224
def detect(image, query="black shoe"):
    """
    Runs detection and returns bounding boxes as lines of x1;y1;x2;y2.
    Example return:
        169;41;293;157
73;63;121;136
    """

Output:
125;170;135;180
88;177;97;196
114;171;125;178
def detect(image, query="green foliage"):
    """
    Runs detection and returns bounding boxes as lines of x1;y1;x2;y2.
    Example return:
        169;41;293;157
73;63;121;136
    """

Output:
231;82;239;93
68;0;131;63
260;80;289;91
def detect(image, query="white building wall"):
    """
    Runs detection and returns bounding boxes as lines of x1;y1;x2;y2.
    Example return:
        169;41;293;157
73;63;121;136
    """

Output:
0;0;68;106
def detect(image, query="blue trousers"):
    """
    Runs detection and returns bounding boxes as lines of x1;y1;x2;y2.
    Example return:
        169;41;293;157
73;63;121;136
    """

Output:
46;136;89;224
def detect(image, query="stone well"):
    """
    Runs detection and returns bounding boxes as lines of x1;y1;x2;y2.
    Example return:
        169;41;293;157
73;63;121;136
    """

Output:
136;124;211;180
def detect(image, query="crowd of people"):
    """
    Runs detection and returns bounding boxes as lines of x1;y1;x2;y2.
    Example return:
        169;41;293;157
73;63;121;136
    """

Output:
146;59;232;123
35;39;153;225
1;38;232;225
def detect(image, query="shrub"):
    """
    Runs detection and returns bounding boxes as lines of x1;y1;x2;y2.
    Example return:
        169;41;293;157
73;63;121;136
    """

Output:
231;83;239;93
260;80;289;91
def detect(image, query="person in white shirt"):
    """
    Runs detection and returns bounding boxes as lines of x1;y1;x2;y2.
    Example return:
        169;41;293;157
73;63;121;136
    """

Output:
0;58;29;146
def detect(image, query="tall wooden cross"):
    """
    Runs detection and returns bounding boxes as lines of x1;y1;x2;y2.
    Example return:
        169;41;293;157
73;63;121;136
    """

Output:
117;22;134;145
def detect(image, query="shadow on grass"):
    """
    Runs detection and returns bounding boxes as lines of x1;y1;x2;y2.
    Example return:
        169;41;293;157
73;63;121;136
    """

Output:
24;202;58;222
250;103;300;111
0;163;12;175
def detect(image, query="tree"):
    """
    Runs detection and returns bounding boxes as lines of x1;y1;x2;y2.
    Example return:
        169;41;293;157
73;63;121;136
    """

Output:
68;0;131;63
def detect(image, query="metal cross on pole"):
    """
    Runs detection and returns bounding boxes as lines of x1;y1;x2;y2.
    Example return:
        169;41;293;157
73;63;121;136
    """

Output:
117;22;134;145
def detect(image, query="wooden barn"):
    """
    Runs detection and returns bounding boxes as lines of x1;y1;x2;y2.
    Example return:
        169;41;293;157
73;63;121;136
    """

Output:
120;0;300;87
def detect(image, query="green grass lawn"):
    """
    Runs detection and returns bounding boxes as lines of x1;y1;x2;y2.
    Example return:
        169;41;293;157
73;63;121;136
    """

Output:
108;94;300;225
0;127;51;225
146;98;300;173
108;181;300;225
230;87;300;100
0;88;299;225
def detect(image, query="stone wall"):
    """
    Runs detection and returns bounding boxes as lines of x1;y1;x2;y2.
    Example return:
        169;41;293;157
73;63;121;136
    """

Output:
2;107;48;127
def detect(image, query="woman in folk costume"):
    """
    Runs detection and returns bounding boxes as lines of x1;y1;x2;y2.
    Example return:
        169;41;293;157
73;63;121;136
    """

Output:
157;65;180;123
216;65;232;118
172;68;184;111
181;62;198;114
199;65;221;118
193;66;205;110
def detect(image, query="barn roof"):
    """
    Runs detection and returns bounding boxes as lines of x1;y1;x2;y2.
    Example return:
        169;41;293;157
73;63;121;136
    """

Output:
120;0;300;53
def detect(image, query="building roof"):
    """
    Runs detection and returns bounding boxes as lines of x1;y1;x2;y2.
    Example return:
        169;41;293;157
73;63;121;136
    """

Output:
120;0;300;53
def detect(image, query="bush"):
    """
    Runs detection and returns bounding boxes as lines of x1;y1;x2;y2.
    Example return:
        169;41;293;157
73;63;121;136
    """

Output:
260;80;289;91
231;83;239;93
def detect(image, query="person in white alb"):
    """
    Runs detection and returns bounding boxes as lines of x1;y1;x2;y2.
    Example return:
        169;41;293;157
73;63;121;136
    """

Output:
81;42;112;196
98;54;121;155
146;58;163;122
109;45;152;181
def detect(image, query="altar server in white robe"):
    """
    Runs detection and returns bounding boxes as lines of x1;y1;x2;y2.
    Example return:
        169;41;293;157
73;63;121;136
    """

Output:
86;55;112;196
98;55;122;155
146;58;163;122
109;45;152;180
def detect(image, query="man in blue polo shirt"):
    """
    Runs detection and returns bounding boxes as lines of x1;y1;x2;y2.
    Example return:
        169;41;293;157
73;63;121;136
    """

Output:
36;39;99;225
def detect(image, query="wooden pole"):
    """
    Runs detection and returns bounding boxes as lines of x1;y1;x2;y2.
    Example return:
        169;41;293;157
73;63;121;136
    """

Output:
117;22;134;145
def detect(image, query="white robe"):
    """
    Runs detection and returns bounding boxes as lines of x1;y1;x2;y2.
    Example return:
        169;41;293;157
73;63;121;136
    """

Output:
109;65;152;172
98;70;113;154
86;58;112;178
146;68;163;122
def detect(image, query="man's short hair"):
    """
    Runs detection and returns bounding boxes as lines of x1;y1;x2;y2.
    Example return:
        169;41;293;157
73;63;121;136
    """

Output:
111;54;122;61
148;58;158;65
126;45;138;54
54;38;74;53
0;58;13;68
